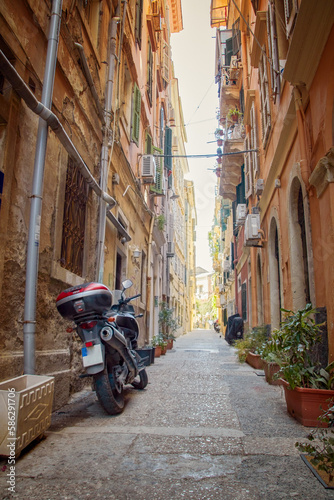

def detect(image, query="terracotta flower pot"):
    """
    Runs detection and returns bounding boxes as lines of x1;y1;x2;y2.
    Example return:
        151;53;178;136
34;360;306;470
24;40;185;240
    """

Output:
167;339;173;350
154;345;161;358
282;380;334;427
246;352;264;370
263;361;283;386
161;345;167;355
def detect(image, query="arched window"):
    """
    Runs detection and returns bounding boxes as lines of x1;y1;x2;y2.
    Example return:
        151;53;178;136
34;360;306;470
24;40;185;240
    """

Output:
256;253;264;325
289;177;311;309
269;217;282;329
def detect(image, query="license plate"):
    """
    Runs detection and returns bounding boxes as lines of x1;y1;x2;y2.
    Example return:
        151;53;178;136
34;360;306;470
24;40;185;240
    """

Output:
82;344;103;367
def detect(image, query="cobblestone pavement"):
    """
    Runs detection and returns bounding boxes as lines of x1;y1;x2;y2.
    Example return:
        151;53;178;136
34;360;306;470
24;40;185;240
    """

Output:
2;329;334;500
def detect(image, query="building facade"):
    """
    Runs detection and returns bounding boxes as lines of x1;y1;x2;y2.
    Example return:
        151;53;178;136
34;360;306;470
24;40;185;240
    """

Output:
0;0;196;408
211;0;334;361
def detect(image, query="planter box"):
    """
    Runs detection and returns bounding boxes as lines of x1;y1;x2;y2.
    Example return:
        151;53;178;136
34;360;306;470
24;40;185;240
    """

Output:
282;381;334;427
154;345;161;358
0;375;55;456
263;361;283;386
136;348;154;366
246;352;264;370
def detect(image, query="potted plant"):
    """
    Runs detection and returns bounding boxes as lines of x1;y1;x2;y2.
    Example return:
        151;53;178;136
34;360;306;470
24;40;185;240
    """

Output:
152;335;167;357
268;304;334;426
296;401;334;487
227;107;242;123
261;329;285;386
159;302;178;349
234;325;267;369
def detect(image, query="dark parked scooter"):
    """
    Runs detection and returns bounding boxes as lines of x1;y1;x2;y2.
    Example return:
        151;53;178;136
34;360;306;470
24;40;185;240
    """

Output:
56;279;148;415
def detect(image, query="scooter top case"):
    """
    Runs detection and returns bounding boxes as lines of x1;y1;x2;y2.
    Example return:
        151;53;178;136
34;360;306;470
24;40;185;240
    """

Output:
56;282;112;322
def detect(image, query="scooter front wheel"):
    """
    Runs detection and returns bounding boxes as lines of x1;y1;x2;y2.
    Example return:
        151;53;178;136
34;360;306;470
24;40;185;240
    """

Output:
94;365;125;415
131;368;148;390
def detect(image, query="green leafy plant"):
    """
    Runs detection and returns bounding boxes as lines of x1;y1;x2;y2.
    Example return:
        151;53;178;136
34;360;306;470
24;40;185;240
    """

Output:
234;325;268;363
151;335;167;349
158;302;178;341
262;304;331;390
227;107;242;121
296;401;334;482
155;214;166;231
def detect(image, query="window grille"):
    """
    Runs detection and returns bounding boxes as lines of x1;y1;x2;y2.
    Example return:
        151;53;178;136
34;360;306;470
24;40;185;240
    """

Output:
60;157;88;276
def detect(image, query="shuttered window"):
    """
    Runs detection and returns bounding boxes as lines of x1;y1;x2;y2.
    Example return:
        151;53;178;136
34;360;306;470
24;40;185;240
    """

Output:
135;0;143;48
60;157;88;276
131;83;141;145
145;131;152;154
147;41;153;105
258;51;271;146
161;40;169;83
241;282;247;321
164;126;172;171
151;146;164;195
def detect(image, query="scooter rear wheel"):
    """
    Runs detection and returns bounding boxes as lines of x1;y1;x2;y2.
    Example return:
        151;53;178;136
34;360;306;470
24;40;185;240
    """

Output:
131;368;148;390
94;366;125;415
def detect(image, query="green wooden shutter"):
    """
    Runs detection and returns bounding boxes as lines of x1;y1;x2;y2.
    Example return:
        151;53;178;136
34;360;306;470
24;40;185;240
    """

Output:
164;126;172;171
132;83;141;145
145;132;152;154
150;146;163;195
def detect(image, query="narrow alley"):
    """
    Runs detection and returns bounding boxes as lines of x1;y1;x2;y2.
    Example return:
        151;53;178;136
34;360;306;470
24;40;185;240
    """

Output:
2;330;334;500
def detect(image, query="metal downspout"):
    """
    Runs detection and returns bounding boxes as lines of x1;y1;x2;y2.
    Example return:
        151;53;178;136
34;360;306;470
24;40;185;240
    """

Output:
96;0;123;281
23;0;63;374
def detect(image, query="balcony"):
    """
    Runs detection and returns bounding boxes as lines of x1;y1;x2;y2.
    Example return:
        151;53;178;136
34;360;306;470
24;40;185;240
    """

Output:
218;121;245;201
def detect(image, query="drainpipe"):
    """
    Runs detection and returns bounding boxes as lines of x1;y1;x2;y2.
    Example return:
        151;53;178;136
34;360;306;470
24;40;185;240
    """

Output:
97;0;125;282
294;87;311;190
23;0;63;374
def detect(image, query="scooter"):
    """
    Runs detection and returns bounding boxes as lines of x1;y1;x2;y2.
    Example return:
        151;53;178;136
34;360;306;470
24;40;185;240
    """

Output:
56;279;148;415
214;320;220;333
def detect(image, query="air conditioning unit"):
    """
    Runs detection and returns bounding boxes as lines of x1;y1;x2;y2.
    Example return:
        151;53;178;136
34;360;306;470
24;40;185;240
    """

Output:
236;203;247;225
256;178;264;196
167;241;175;257
244;214;261;246
230;56;238;68
141;155;156;183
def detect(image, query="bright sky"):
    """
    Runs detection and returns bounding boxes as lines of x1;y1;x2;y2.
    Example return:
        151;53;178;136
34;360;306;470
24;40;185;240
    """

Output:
170;0;218;273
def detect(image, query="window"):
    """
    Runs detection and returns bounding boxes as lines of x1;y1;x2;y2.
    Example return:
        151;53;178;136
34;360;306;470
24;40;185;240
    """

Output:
145;131;152;154
151;146;164;195
131;83;141;145
267;2;280;101
60;157;88;276
120;60;132;136
244;101;259;198
164;126;172;171
83;0;101;47
147;40;153;105
161;40;170;83
241;282;247;321
258;51;271;146
135;0;143;48
284;0;298;38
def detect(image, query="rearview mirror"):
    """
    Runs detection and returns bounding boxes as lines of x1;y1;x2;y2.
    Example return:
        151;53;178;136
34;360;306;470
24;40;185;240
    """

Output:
122;279;133;290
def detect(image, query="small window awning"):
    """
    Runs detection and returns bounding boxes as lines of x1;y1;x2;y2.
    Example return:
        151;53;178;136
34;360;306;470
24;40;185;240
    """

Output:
106;209;131;242
210;0;229;28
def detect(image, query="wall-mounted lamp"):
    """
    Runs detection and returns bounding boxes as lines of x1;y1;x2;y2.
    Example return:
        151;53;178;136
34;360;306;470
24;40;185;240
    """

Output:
132;247;142;260
170;193;180;200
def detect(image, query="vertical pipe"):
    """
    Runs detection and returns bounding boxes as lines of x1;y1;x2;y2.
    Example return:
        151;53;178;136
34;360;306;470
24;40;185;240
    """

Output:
23;0;63;374
96;0;122;282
